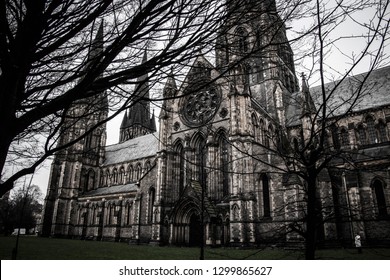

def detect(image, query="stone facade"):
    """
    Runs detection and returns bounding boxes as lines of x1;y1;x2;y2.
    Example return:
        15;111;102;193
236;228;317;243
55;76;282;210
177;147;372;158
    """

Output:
42;1;390;247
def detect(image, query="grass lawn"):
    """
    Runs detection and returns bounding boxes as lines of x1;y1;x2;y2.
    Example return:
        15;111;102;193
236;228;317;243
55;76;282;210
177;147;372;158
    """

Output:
1;236;389;260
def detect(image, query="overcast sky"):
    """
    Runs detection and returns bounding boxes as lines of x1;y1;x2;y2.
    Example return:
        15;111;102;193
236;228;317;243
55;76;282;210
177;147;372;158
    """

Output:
28;1;390;197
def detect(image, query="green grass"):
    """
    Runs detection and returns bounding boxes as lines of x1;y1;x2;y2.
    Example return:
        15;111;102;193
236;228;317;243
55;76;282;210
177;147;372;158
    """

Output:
1;236;389;260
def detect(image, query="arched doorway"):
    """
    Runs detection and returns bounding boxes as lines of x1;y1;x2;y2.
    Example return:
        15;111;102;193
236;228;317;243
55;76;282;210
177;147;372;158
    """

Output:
170;199;202;246
189;213;202;246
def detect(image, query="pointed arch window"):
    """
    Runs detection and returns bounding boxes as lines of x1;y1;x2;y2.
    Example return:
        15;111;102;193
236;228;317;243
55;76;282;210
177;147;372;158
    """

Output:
119;166;125;185
136;164;142;180
127;165;134;183
377;120;388;142
372;179;387;217
194;134;206;186
125;202;133;225
105;170;110;186
265;124;273;148
331;125;340;149
174;142;185;197
112;168;118;185
252;114;260;142
366;116;377;144
84;131;94;151
357;125;367;145
259;119;266;145
236;27;249;53
262;174;271;217
340;127;349;147
100;171;105;186
218;132;230;198
148;187;156;223
232;204;239;221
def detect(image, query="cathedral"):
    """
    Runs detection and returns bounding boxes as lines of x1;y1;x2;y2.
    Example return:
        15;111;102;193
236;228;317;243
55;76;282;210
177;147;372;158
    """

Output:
41;1;390;247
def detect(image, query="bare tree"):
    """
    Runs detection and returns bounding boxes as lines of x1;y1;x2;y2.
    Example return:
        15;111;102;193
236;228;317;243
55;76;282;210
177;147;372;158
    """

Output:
242;0;390;259
0;0;237;197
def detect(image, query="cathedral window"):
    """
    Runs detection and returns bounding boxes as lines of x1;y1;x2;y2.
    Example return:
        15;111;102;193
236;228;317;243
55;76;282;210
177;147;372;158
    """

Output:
194;134;206;186
236;27;249;53
252;114;260;142
127;165;134;183
174;142;185;198
260;119;266;145
126;202;133;225
340;127;349;147
113;168;118;185
108;204;113;224
265;124;273;148
331;125;340;149
377;120;388;142
148;187;156;223
84;131;93;151
105;170;110;186
261;174;271;217
218;133;230;198
119;167;125;185
232;204;239;221
357;125;367;145
136;164;142;180
366;116;377;144
372;179;388;217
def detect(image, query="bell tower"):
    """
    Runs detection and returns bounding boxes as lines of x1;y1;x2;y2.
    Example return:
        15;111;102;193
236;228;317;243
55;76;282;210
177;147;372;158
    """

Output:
41;21;108;237
216;0;299;123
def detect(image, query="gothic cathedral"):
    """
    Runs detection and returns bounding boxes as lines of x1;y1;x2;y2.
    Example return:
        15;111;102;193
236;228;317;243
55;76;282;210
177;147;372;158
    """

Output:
42;1;390;247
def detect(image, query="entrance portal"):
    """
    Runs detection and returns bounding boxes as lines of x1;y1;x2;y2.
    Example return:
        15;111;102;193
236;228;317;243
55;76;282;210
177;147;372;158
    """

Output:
189;213;202;246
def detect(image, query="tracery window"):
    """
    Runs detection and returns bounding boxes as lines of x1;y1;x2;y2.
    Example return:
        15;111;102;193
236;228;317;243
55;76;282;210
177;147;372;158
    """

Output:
366;116;377;144
236;27;249;53
357;125;367;145
377;120;388;142
340;127;349;147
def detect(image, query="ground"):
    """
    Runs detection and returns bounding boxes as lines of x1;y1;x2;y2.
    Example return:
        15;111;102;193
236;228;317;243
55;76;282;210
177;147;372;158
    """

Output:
1;236;389;260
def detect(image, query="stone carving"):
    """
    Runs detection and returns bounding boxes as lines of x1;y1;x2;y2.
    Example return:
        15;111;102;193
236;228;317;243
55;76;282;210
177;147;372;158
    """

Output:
181;87;220;126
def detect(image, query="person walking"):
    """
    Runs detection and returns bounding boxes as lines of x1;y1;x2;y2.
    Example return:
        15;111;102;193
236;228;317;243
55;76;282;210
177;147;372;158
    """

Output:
355;233;362;254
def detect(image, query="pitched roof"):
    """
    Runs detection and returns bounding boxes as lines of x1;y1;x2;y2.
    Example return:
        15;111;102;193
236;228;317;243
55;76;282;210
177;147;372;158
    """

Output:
286;66;390;127
104;132;159;165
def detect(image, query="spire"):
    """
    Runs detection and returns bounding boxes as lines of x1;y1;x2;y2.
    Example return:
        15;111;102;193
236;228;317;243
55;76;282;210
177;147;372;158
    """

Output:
150;109;156;132
118;49;156;143
142;49;148;63
88;20;104;65
300;73;316;117
163;68;177;98
120;110;128;129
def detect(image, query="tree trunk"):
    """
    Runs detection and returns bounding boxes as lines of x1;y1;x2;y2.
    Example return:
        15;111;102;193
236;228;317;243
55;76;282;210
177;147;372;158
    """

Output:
305;173;317;260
